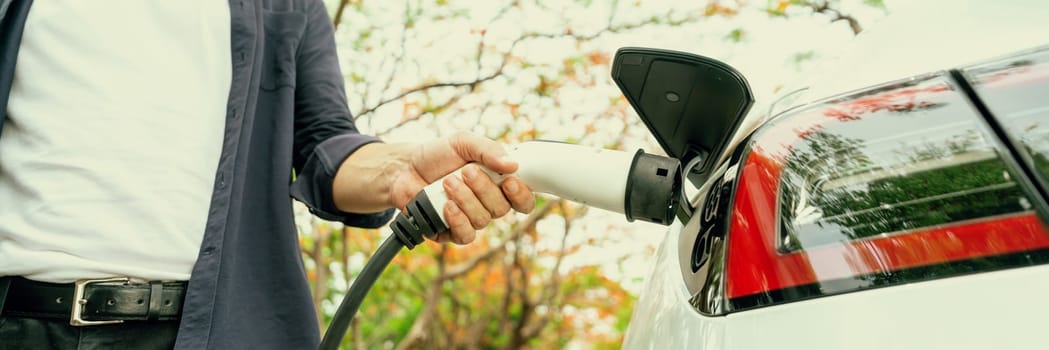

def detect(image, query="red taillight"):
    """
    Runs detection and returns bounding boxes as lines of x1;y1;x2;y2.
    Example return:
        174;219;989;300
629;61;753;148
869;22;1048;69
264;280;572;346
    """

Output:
725;73;1049;309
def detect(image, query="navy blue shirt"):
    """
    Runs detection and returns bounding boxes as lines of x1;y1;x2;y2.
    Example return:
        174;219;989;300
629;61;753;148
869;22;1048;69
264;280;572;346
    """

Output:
0;0;394;348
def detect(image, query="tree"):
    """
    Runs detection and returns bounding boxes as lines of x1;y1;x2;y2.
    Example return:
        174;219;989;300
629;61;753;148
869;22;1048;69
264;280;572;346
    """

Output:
300;0;883;348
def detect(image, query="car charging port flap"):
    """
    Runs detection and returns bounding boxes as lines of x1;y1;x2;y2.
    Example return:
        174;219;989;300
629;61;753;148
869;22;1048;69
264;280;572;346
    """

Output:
611;47;753;189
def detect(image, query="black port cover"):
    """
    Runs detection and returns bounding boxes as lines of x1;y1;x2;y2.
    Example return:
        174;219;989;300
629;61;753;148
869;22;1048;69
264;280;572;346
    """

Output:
611;47;753;183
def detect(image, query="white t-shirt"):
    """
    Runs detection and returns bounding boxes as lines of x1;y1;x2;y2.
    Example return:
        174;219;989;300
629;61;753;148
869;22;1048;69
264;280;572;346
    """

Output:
0;1;231;283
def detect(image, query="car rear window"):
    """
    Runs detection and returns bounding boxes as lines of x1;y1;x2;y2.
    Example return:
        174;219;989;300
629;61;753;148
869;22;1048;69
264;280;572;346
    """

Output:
725;72;1049;311
963;46;1049;193
778;98;1029;253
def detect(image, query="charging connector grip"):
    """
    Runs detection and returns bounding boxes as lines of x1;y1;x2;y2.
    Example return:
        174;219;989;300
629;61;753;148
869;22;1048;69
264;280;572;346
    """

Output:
391;190;448;249
624;150;681;225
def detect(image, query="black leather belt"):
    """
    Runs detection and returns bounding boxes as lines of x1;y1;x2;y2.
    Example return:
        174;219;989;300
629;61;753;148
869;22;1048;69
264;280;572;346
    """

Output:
0;276;186;325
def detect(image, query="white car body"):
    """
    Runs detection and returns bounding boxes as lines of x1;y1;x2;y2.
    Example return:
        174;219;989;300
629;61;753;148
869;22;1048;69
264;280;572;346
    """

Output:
623;1;1049;349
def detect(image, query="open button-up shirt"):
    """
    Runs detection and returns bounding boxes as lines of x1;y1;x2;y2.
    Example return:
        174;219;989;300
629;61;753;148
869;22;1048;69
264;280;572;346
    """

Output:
0;0;393;348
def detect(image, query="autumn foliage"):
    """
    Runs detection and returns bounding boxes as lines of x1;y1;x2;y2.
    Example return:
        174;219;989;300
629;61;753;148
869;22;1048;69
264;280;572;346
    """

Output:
299;0;878;348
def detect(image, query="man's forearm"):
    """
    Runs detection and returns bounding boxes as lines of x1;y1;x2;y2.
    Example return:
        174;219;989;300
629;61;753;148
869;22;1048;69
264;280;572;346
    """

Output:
329;132;534;245
331;142;415;214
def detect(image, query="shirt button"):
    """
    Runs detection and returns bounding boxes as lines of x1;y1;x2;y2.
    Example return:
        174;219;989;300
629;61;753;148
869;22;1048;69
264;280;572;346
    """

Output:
238;51;246;63
218;172;226;188
202;246;216;256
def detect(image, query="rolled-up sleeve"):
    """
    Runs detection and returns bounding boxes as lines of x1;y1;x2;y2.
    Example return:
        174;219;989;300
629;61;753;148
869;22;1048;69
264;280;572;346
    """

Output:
288;0;394;227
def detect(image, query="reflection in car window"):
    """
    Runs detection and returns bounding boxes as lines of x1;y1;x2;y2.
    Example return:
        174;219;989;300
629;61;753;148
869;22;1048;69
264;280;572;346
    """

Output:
725;73;1049;311
964;46;1049;191
778;97;1028;252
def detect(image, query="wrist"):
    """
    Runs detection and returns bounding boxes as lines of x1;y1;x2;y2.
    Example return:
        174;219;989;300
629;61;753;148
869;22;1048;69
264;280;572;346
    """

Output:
332;142;415;213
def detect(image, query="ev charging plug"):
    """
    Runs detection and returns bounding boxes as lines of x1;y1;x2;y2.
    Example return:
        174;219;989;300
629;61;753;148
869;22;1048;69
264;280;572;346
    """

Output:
392;141;682;248
320;141;681;349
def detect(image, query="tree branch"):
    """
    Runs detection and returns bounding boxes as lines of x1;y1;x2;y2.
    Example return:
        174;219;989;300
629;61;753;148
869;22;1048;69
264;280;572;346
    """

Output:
509;230;531;349
394;245;448;350
310;228;330;329
374;91;466;137
352;7;704;123
522;202;582;339
341;228;351;289
804;1;863;35
332;0;351;30
463;263;495;349
355;65;507;121
351;317;366;350
365;1;414;132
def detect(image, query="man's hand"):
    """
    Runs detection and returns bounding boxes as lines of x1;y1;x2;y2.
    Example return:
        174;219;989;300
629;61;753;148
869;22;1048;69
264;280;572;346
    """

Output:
332;132;535;244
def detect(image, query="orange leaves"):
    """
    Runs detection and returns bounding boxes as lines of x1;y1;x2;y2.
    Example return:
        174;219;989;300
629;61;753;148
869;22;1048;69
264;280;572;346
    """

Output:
517;128;538;141
344;227;380;252
525;218;540;241
533;75;562;97
586;52;611;66
402;100;422;120
301;206;638;348
484;267;506;287
704;2;739;17
503;102;520;118
764;0;791;16
392;251;430;273
556;201;586;219
556;51;610;88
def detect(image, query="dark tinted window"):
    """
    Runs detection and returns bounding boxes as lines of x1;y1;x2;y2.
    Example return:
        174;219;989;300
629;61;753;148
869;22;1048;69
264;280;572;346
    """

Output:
726;74;1049;311
963;46;1049;191
778;96;1030;252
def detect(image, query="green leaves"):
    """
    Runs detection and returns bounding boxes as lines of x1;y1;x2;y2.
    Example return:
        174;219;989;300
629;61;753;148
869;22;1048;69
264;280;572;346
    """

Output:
313;0;886;347
863;0;887;10
725;28;746;43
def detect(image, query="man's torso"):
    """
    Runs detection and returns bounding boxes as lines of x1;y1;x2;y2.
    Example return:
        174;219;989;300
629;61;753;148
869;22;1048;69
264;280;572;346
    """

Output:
0;0;232;282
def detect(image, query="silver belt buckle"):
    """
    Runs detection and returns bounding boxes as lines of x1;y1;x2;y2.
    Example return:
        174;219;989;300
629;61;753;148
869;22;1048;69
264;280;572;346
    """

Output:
70;277;130;326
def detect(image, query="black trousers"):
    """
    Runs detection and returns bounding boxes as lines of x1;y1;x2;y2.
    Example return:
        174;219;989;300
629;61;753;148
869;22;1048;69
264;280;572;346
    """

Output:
0;316;178;350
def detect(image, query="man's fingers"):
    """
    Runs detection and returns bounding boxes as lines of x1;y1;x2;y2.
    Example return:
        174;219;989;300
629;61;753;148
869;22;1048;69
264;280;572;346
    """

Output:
434;231;454;244
443;202;476;245
449;132;518;175
462;165;512;218
502;176;535;214
444;174;492;230
409;132;537;247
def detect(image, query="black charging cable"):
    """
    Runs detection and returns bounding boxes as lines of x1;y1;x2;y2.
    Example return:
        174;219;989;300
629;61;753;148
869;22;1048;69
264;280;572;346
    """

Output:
317;149;682;349
318;191;447;350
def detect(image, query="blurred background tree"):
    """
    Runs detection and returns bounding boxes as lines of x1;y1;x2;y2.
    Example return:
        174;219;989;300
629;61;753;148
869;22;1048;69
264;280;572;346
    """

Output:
297;0;888;348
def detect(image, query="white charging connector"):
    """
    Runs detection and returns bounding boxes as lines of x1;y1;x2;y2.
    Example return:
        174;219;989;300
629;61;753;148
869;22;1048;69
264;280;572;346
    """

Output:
322;141;681;350
422;141;679;227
